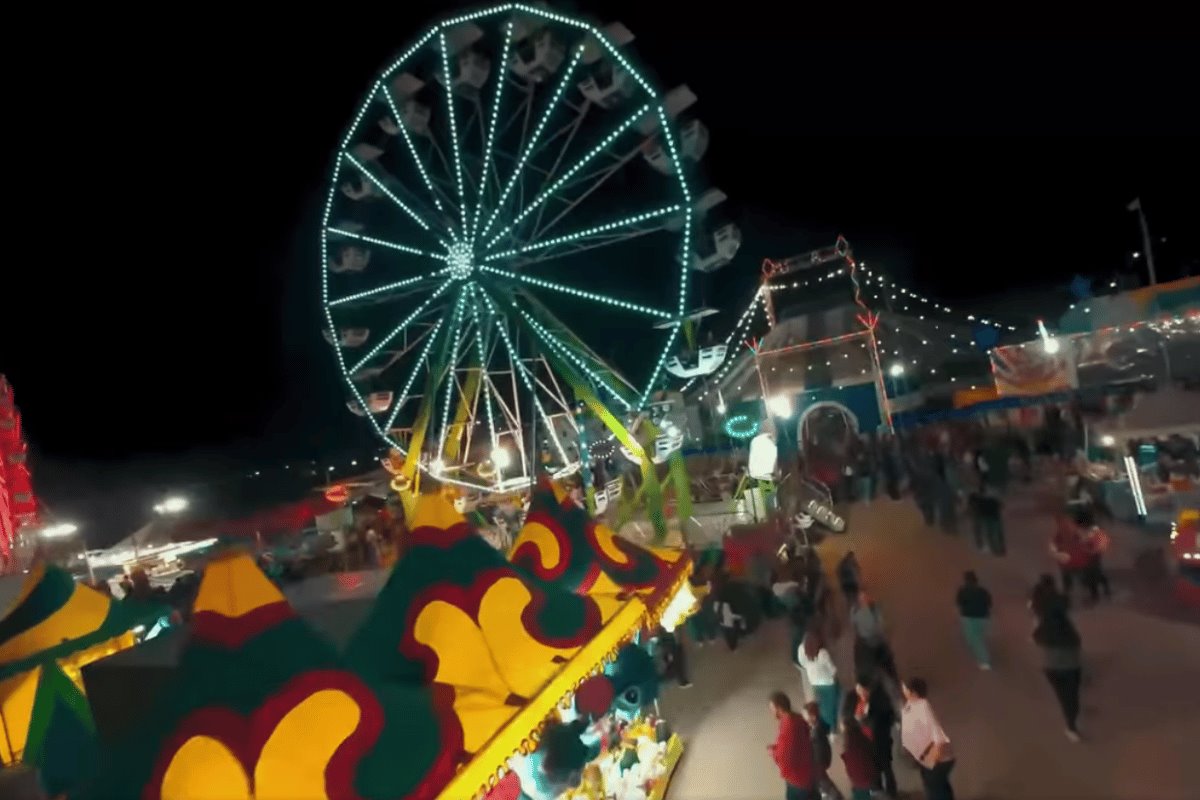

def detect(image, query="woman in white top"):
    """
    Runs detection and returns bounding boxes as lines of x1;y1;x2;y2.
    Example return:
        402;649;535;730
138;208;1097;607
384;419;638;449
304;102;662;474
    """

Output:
900;677;956;800
798;630;840;729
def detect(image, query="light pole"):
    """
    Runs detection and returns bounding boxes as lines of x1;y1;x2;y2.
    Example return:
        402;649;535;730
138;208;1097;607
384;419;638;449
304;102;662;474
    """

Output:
1127;198;1158;286
150;496;189;561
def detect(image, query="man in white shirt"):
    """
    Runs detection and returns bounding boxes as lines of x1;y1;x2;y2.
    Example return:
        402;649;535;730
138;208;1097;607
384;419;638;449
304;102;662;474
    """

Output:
900;677;956;800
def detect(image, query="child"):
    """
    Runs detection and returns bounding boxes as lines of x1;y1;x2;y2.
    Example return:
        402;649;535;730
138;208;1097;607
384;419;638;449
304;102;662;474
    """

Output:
804;702;844;800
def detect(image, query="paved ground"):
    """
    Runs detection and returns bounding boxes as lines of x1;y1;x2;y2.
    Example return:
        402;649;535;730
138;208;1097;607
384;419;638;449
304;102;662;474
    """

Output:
658;481;1200;800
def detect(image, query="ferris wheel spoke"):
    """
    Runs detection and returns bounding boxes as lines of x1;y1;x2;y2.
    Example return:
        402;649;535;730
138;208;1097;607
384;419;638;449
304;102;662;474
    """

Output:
484;103;652;251
437;32;469;234
380;86;445;216
484;204;681;263
471;20;516;241
325;226;445;261
479;265;674;320
382;317;446;441
526;107;590;238
435;287;470;462
477;44;587;243
528;143;643;244
468;284;500;450
478;287;571;467
496;230;662;270
349;279;454;374
516;303;633;412
327;269;450;307
342;152;442;241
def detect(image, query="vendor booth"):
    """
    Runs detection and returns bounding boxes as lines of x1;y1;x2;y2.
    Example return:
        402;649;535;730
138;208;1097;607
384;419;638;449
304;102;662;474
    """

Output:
1086;388;1200;527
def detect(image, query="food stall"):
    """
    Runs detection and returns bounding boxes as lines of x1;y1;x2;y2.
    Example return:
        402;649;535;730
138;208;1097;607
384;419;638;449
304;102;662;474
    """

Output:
1087;388;1200;526
486;481;694;800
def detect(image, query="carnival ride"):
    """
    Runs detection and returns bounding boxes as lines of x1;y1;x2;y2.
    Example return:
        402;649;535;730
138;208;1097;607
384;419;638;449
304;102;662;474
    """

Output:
1;376;39;571
321;3;738;525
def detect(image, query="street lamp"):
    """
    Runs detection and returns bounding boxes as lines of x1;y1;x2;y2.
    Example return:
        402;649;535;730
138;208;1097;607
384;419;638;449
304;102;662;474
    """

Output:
767;394;792;419
154;496;189;515
41;522;79;538
39;522;93;583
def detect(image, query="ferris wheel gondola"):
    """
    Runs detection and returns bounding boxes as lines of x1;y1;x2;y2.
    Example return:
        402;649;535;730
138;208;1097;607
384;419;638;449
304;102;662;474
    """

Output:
321;4;717;493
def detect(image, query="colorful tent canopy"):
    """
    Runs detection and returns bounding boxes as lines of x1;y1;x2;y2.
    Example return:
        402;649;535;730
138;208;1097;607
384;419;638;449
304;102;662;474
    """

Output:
0;562;164;682
510;481;691;623
82;492;686;799
0;662;97;794
0;564;157;793
345;492;646;798
85;550;459;800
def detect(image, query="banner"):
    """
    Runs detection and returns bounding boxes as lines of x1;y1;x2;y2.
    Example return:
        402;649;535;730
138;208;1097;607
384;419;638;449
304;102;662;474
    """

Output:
990;343;1078;397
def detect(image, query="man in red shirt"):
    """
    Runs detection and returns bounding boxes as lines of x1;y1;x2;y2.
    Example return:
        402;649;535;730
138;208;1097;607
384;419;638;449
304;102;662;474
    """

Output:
768;691;815;800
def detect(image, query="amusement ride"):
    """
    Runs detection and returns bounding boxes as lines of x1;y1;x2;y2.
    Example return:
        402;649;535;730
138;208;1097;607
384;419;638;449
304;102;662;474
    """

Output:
320;3;739;525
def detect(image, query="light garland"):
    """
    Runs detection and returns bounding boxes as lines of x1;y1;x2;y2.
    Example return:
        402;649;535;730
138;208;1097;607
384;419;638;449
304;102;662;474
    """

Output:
722;413;759;440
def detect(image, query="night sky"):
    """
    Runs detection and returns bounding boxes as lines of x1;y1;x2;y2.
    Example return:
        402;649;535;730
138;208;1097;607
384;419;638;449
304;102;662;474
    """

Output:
3;4;1195;543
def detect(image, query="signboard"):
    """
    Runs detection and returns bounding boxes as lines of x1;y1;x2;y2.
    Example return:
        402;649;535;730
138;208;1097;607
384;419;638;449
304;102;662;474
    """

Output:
990;343;1078;397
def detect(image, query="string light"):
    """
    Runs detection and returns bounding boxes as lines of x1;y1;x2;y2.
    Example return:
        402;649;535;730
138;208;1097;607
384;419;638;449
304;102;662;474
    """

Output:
485;205;682;260
379;86;444;214
477;44;587;242
437;32;468;233
480;265;673;318
342;152;431;232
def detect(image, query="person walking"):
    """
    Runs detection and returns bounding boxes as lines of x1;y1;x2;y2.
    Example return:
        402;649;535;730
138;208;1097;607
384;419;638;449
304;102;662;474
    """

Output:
789;575;815;669
900;677;956;800
853;677;897;798
840;714;878;800
1029;573;1068;620
657;628;692;689
855;443;876;505
968;482;1006;555
955;571;993;670
686;567;719;646
768;691;816;800
804;702;844;800
1078;510;1113;603
1034;607;1084;742
1051;515;1091;602
716;578;745;651
850;591;896;683
798;630;840;731
837;551;862;609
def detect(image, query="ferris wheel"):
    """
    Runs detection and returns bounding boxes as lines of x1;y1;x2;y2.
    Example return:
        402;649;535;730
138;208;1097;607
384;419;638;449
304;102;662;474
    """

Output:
321;4;733;492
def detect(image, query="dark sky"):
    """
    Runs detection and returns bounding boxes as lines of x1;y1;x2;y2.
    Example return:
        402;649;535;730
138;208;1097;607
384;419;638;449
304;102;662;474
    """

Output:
2;4;1196;542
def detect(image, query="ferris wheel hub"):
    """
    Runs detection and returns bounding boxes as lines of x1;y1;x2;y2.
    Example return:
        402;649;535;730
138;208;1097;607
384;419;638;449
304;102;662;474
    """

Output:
447;241;475;281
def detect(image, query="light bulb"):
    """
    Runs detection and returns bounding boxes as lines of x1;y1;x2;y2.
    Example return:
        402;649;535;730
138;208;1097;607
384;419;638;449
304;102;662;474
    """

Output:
491;446;512;469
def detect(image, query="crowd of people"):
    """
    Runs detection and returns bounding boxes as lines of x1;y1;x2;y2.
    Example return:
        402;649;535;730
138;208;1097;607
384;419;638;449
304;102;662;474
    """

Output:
681;420;1121;800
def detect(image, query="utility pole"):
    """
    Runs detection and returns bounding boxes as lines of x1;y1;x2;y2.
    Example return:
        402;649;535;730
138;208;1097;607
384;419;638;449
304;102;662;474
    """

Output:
1127;198;1158;286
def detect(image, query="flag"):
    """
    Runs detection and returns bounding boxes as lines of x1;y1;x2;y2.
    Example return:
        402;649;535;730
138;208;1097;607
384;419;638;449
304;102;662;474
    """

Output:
1127;197;1142;212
